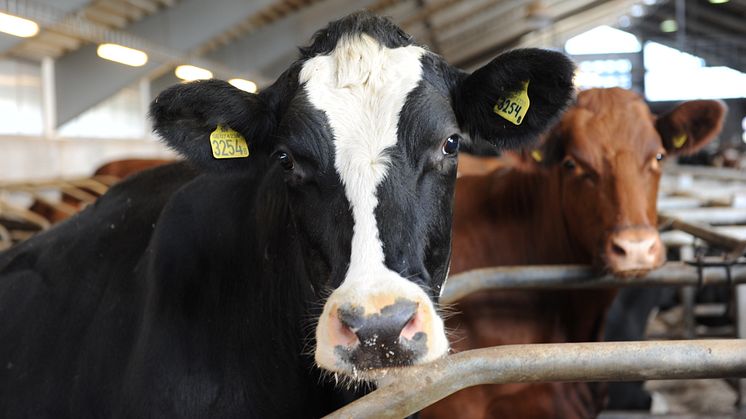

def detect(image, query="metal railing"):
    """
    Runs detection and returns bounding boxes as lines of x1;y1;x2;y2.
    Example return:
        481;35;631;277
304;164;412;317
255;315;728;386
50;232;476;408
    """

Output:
441;261;746;304
327;209;746;418
325;340;746;419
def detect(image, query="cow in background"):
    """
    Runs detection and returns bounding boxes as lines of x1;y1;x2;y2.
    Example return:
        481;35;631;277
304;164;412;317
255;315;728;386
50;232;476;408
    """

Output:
0;12;576;418
423;88;726;419
28;159;172;224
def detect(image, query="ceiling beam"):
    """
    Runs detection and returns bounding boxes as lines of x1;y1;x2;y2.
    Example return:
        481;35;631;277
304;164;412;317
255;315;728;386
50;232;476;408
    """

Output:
441;0;617;66
687;2;746;37
53;0;276;126
201;0;379;87
0;0;91;56
515;0;641;50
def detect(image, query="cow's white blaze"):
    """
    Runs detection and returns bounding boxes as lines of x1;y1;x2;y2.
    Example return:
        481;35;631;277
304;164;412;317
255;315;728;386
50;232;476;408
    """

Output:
300;34;449;373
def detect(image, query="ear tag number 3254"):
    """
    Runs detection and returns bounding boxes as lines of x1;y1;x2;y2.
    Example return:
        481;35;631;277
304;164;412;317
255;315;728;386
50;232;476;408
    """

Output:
210;125;250;159
494;80;530;126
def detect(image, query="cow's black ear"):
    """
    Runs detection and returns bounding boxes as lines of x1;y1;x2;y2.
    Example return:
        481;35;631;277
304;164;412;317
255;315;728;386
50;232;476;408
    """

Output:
150;79;274;172
656;100;726;156
452;48;575;153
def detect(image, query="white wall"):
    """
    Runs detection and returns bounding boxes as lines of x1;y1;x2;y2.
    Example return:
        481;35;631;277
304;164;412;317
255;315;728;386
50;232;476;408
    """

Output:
0;136;175;181
0;57;176;182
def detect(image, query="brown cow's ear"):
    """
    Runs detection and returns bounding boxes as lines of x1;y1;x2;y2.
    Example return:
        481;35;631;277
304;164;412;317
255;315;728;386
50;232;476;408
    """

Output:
533;128;566;166
656;100;727;156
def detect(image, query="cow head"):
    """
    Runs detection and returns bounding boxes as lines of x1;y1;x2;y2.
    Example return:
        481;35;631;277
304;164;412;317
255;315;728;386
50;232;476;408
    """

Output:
149;12;574;379
534;88;726;276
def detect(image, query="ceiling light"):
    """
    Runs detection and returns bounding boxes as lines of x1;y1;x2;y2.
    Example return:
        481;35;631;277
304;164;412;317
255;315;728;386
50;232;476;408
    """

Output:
0;12;39;38
660;19;678;33
229;78;258;93
708;0;729;4
630;4;645;17
175;65;213;81
97;43;148;67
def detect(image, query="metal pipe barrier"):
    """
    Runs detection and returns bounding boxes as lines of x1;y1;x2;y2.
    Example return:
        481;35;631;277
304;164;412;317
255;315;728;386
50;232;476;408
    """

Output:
324;340;746;419
664;164;746;182
440;261;746;304
659;215;746;254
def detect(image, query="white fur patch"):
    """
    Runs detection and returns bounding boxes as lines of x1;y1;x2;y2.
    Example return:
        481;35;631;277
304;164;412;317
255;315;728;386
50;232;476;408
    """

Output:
300;34;423;278
301;34;449;373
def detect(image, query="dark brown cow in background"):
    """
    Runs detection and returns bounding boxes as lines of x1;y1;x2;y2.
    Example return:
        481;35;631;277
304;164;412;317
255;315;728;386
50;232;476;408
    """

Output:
28;159;172;224
423;88;726;419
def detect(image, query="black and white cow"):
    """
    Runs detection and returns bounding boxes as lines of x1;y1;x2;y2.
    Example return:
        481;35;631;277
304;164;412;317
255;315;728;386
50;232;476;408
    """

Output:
0;12;575;418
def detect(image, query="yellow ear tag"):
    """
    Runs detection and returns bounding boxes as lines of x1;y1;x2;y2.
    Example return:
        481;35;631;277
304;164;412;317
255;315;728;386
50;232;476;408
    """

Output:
672;133;687;149
530;149;543;162
494;80;530;126
209;125;250;159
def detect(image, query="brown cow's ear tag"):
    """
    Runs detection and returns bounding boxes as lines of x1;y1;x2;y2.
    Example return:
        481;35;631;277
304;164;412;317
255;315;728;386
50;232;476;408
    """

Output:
672;133;687;149
530;149;543;162
494;80;530;126
209;125;250;159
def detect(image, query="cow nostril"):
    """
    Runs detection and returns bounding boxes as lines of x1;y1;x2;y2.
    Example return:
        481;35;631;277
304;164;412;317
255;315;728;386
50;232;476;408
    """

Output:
337;321;358;346
334;312;360;347
401;311;420;339
611;242;626;257
647;239;659;255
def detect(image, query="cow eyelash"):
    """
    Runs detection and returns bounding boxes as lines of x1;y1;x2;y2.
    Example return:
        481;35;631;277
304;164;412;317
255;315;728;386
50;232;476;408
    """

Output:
274;151;295;172
562;159;576;170
442;134;461;156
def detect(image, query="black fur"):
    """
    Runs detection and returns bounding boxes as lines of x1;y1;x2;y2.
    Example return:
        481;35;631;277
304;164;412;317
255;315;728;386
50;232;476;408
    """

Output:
150;79;275;173
453;48;576;153
299;11;414;58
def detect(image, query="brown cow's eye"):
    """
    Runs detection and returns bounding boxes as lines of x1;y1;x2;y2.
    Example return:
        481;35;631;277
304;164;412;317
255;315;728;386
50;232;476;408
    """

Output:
562;159;576;170
274;151;295;172
655;153;665;162
442;134;460;155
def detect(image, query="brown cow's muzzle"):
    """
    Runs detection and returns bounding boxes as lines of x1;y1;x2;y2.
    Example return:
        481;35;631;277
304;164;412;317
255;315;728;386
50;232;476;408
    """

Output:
605;226;665;276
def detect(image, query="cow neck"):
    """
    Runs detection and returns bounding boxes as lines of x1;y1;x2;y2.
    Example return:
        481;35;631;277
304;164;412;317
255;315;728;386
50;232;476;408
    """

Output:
141;170;316;367
456;164;618;342
490;166;587;265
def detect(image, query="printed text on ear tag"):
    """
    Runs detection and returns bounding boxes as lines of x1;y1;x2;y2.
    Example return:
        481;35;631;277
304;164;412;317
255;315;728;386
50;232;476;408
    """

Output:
494;80;530;126
210;125;250;159
672;133;687;149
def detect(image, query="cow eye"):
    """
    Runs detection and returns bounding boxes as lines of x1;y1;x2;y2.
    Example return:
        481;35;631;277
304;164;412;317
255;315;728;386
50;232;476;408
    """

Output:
442;135;460;156
562;159;576;170
274;151;295;172
655;153;665;162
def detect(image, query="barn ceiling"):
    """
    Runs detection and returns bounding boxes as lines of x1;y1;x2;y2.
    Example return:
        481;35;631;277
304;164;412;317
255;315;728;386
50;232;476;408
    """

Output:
0;0;743;126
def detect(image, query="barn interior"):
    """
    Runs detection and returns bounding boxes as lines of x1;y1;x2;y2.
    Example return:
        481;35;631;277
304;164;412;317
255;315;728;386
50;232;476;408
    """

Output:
0;0;745;417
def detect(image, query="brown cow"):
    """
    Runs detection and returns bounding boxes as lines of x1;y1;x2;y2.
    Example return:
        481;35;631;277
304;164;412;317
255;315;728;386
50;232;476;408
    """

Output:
423;88;726;419
28;159;172;224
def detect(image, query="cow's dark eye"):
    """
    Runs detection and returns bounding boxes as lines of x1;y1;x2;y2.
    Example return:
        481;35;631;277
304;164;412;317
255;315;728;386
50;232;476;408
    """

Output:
275;151;294;171
655;153;665;162
442;135;460;156
562;159;576;170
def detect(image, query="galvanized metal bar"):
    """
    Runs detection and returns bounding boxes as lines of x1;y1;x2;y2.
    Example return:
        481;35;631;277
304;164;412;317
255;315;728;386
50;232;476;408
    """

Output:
440;262;746;304
664;164;746;183
325;340;746;419
736;285;746;411
659;215;746;254
660;207;746;226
